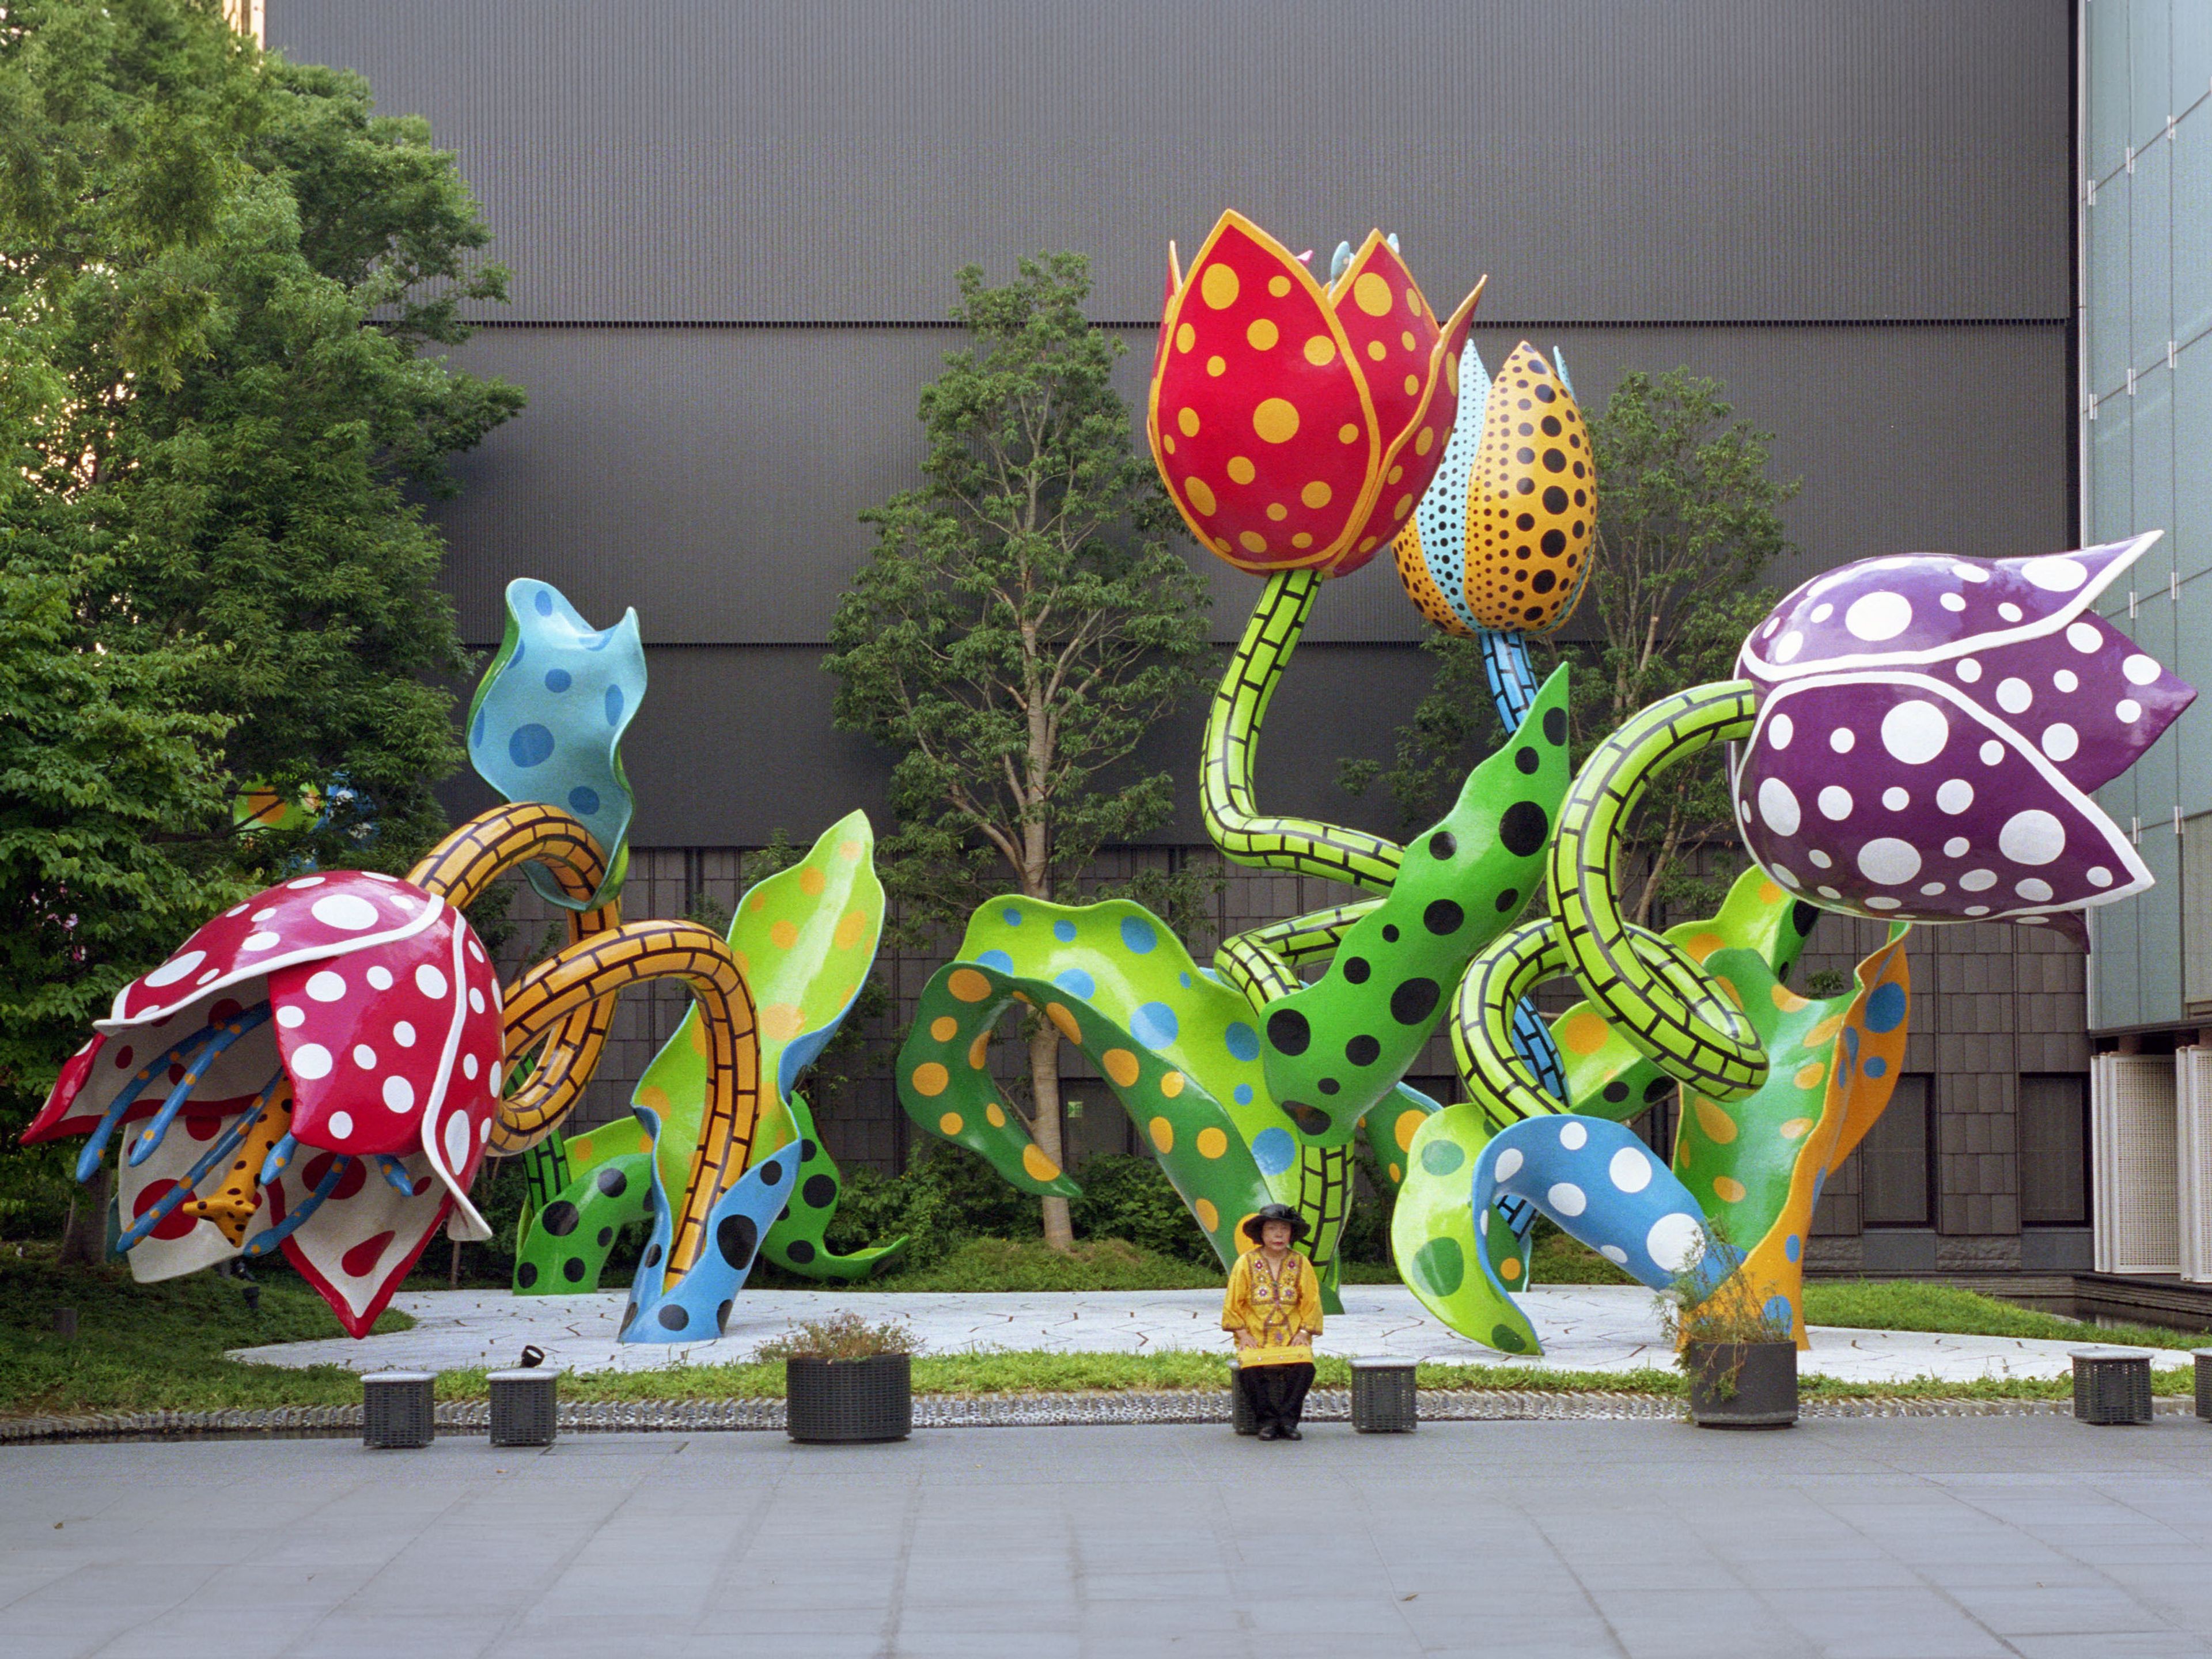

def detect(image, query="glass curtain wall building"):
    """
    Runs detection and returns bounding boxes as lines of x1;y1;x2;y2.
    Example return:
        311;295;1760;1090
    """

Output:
2080;1;2212;1281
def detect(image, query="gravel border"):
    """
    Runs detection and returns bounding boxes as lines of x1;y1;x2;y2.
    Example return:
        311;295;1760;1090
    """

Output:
2;1390;2195;1444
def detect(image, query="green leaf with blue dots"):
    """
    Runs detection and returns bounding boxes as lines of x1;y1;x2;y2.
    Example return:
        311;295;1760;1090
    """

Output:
467;578;646;911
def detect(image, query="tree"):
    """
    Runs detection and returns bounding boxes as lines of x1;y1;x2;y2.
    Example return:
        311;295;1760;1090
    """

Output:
827;254;1212;1250
1347;368;1797;926
0;0;520;1212
0;0;521;869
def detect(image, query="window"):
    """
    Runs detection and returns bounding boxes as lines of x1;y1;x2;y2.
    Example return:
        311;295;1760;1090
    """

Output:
2020;1073;2091;1226
1858;1073;1933;1228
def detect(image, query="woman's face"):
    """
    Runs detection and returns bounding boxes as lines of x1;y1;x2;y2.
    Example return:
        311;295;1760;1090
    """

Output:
1260;1219;1293;1250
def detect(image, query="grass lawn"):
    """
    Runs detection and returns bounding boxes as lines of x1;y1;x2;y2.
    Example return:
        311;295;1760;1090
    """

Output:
4;1240;2205;1418
0;1249;411;1418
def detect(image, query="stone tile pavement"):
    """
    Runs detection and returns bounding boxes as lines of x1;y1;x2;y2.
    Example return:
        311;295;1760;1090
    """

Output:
233;1283;2185;1385
8;1415;2212;1657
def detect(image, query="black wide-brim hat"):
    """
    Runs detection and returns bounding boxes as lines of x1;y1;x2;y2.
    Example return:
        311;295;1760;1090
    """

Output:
1241;1203;1310;1244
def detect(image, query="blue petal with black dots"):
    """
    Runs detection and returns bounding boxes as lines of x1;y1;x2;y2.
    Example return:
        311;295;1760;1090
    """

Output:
467;578;646;911
616;1106;797;1346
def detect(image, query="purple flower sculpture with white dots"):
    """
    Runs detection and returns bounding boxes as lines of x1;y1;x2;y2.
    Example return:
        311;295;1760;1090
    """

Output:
1732;532;2193;941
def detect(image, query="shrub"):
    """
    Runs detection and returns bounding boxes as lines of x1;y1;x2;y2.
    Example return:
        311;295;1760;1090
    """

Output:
753;1312;918;1361
1066;1153;1216;1265
824;1142;1043;1267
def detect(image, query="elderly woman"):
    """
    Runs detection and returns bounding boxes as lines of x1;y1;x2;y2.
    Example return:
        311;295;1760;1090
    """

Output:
1222;1203;1323;1440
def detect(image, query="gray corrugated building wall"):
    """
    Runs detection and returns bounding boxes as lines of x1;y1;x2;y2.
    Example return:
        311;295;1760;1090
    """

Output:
270;0;2083;1270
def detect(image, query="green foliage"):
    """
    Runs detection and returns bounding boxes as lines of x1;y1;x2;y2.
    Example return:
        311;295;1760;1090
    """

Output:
0;559;244;1147
821;1142;1044;1267
853;1237;1222;1293
1801;1280;2209;1352
1344;368;1797;929
0;0;519;1138
1066;1153;1218;1266
826;252;1212;933
0;1245;410;1416
751;1310;918;1361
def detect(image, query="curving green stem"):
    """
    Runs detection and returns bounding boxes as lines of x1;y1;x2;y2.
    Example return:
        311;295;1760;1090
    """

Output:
1296;1142;1353;1315
1452;913;1742;1129
1547;680;1767;1099
1212;900;1379;1009
1203;570;1404;893
1450;919;1573;1131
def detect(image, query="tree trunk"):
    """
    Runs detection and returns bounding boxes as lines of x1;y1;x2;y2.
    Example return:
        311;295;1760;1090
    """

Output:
59;1169;111;1267
1027;1021;1075;1252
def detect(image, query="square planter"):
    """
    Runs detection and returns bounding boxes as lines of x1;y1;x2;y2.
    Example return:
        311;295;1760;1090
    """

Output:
487;1367;559;1447
2071;1348;2153;1425
1350;1358;1418;1433
2194;1349;2212;1421
1686;1342;1797;1429
786;1353;911;1443
362;1371;436;1449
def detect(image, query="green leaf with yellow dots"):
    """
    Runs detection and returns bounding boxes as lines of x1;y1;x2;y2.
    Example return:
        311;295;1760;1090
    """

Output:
1363;1082;1445;1194
1669;925;1911;1345
897;896;1312;1271
634;810;883;1206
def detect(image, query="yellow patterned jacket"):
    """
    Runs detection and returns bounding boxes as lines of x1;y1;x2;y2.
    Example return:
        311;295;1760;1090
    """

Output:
1222;1247;1322;1366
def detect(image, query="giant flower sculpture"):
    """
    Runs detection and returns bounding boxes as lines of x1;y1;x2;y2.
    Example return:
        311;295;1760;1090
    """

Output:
1394;341;1596;635
25;578;897;1344
25;872;505;1335
1732;532;2194;937
1147;211;1483;577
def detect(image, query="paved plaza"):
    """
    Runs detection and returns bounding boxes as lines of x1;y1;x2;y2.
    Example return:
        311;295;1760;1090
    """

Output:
234;1284;2186;1386
7;1415;2212;1658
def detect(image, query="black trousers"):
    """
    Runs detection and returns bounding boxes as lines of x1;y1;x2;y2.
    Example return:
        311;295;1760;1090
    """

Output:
1240;1361;1315;1433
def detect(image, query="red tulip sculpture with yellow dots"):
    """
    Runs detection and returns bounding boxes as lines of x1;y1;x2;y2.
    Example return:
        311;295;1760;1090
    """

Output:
1146;211;1483;578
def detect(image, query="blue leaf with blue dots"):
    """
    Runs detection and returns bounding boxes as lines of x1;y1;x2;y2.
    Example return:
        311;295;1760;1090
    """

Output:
466;579;646;911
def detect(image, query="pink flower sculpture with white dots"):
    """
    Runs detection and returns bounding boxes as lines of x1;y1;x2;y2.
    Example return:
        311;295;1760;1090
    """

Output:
1732;532;2193;940
23;871;505;1335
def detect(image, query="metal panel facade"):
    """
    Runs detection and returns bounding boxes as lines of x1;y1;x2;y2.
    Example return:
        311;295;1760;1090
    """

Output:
270;0;2069;325
430;323;2070;649
270;1;2087;1221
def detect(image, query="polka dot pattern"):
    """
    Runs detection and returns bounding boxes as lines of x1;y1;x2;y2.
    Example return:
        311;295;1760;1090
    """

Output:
1737;537;2191;816
1474;1112;1738;1301
1395;340;1490;636
1439;342;1594;633
1737;672;2151;928
893;897;1288;1272
1147;212;1479;578
467;579;645;914
593;812;888;1286
1256;666;1570;1148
